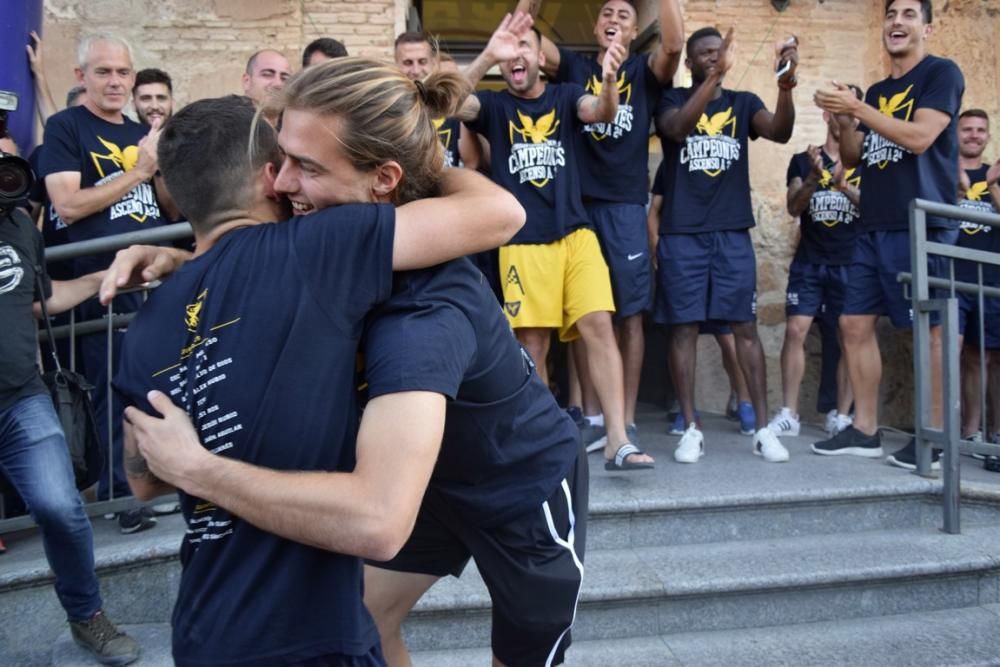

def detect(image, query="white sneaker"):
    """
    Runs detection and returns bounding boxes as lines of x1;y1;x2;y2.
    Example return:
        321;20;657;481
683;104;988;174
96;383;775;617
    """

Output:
754;427;790;462
768;407;800;437
834;413;853;434
674;423;704;463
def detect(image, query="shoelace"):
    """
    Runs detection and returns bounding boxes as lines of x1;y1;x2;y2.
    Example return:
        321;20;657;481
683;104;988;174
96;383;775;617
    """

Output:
81;613;122;646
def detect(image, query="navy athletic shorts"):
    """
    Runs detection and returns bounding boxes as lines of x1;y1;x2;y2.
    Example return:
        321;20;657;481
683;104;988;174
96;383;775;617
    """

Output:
587;202;653;320
654;229;757;325
785;260;850;318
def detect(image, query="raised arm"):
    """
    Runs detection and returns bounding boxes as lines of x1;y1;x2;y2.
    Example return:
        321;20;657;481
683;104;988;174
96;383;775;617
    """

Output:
514;0;560;77
656;28;734;142
750;38;798;144
47;125;160;225
125;389;445;561
392;168;525;270
815;81;950;157
458;12;535;123
648;0;684;85
576;36;625;125
27;31;59;125
786;147;822;218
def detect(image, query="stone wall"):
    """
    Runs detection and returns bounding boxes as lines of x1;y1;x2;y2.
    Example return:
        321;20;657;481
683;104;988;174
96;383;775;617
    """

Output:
37;0;1000;427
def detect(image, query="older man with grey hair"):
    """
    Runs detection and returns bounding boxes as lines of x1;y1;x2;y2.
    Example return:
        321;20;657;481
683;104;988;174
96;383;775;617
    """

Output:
41;33;166;536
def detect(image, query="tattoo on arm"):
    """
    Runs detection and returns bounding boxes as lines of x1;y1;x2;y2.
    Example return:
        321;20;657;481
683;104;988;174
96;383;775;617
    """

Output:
124;449;159;482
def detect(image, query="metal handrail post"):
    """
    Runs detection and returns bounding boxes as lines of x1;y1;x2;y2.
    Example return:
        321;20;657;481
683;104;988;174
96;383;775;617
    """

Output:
941;296;961;534
909;202;933;477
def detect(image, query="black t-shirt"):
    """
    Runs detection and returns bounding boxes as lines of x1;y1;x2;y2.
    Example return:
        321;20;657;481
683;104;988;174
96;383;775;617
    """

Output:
114;205;395;666
956;164;999;283
786;149;861;265
656;87;766;233
857;55;965;231
0;209;51;412
28;144;74;281
556;48;663;205
40;106;165;277
651;160;665;197
468;84;591;244
362;258;579;527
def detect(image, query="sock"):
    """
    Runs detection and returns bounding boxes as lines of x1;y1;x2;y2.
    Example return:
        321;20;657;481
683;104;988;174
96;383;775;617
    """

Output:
585;413;604;427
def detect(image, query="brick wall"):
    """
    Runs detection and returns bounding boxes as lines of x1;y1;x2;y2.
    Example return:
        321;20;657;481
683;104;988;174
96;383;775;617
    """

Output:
37;0;1000;425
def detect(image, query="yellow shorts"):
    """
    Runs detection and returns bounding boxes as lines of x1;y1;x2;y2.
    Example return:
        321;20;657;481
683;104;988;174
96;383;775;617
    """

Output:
499;227;616;342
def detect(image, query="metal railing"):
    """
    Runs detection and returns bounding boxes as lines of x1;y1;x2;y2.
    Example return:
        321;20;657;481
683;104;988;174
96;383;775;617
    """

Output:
0;223;193;531
900;199;1000;534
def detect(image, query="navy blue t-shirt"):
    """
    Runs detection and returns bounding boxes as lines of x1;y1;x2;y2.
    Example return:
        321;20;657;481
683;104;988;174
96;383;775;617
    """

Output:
651;160;665;197
556;48;663;205
655;87;766;233
786;149;861;265
362;258;579;527
434;116;462;168
956;164;999;283
114;205;394;666
857;55;964;231
468;84;591;245
40;105;164;277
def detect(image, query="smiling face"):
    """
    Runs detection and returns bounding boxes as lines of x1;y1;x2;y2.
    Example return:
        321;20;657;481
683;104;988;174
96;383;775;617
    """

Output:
686;34;722;85
242;51;292;107
958;115;990;160
395;41;436;81
883;0;931;58
134;82;173;126
499;30;545;97
76;40;134;120
594;0;638;51
273;108;375;215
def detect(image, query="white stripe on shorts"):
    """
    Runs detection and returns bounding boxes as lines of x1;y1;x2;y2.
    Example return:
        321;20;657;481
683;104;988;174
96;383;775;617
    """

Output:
541;478;585;667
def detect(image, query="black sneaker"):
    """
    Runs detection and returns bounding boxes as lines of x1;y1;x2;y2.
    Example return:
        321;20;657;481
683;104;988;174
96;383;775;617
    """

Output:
886;438;942;471
811;426;883;457
69;610;140;665
984;455;1000;473
118;507;157;535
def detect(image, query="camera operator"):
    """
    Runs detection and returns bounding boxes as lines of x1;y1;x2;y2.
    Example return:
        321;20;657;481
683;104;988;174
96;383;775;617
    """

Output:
0;121;142;665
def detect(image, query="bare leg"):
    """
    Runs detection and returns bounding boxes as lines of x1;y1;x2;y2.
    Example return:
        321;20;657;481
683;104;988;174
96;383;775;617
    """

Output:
779;315;815;415
929;325;944;430
835;327;854;416
670;324;700;425
567;342;582;410
716;332;751;402
840;314;880;435
617;313;644;425
363;566;440;667
517;328;552;388
961;342;982;436
729;321;769;430
572;341;602;417
575;311;652;463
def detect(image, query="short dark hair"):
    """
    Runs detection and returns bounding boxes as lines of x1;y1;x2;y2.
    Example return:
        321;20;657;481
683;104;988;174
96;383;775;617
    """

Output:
600;0;638;13
133;68;172;94
65;85;85;107
302;37;348;67
529;26;543;47
157;96;280;233
959;109;990;123
394;31;436;54
686;27;722;57
885;0;932;23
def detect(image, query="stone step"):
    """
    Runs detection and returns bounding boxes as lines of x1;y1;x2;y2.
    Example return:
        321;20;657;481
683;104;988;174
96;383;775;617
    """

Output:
399;524;1000;652
409;603;1000;667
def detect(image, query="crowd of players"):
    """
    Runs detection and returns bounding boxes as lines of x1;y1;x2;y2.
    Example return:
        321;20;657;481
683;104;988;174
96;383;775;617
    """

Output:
1;0;999;664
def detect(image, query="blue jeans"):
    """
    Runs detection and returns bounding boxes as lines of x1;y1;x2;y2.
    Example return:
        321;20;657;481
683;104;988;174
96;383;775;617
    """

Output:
0;393;103;621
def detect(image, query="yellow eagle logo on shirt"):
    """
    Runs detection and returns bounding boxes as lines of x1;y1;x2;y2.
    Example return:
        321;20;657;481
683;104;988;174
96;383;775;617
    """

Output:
585;72;632;106
433;117;452;149
878;84;915;121
966;181;989;202
509;109;560;145
185;289;208;333
696;108;736;137
90;136;140;179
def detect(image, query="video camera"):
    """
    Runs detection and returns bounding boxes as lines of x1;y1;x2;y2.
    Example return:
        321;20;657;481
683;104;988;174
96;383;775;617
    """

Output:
0;90;35;216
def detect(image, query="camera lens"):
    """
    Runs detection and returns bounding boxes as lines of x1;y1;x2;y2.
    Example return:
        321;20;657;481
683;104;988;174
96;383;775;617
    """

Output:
0;153;33;203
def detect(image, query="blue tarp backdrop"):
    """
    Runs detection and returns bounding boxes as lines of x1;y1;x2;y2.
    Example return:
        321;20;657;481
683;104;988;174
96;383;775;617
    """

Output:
1;0;43;154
